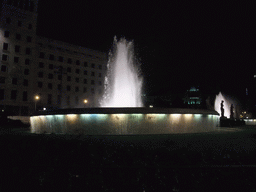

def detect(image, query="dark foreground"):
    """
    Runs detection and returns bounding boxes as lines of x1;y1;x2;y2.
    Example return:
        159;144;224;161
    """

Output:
1;126;256;191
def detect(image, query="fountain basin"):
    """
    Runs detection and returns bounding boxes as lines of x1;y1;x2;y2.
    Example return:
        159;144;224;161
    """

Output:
30;108;219;135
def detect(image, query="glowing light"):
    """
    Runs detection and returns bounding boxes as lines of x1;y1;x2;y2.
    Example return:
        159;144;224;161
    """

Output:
43;108;46;110
100;38;143;107
149;105;153;108
171;114;181;118
46;115;53;118
84;99;88;104
194;114;202;119
35;95;40;100
56;115;64;118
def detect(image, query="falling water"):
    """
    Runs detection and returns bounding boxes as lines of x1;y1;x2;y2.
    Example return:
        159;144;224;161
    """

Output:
100;37;143;107
214;92;231;118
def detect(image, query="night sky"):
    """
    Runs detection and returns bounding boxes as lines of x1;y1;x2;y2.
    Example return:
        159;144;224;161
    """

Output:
36;1;256;98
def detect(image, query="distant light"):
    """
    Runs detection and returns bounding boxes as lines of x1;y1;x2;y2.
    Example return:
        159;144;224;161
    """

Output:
254;75;256;78
43;108;46;111
1;109;4;112
149;105;153;108
35;95;40;100
84;99;88;104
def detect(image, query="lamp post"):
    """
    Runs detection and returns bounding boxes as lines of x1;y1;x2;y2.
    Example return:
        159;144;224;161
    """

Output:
84;99;88;108
35;95;40;111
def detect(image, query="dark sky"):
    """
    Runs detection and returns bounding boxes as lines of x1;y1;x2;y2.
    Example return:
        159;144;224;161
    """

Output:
36;0;256;98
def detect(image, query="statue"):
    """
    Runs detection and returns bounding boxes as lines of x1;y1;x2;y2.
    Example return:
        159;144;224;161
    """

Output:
230;104;234;119
220;100;224;117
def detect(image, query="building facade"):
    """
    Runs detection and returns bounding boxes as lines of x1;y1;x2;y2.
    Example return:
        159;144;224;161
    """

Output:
0;0;107;115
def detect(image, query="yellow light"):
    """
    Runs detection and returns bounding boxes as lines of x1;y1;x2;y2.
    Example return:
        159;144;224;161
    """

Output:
84;99;88;104
35;95;40;100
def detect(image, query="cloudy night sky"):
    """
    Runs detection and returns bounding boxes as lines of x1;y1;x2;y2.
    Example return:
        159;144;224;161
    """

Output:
36;0;256;98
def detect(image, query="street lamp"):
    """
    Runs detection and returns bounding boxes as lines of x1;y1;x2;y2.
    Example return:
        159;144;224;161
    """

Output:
35;95;40;111
84;99;88;108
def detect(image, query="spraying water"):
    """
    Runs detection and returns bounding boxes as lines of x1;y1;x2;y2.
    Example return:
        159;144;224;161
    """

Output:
214;92;231;118
100;37;143;107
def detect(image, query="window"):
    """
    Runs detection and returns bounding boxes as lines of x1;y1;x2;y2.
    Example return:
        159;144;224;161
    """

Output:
39;62;44;68
58;84;62;90
16;34;21;40
76;60;80;65
67;96;70;106
57;75;61;80
1;65;7;72
99;73;101;77
91;88;95;94
4;31;10;38
2;54;8;61
49;64;53;69
75;69;80;74
58;56;63;62
84;62;88;67
83;79;87;84
27;36;32;42
11;90;17;100
38;82;43;88
23;91;27;101
3;43;8;51
49;54;54;60
48;73;53;79
24;69;29;75
67;76;71;81
23;79;28;86
14;57;19;63
67;67;71;73
91;63;95;68
39;52;44;58
57;95;61;105
6;17;11;24
29;1;34;12
91;72;95;76
75;78;79;83
0;76;5;83
91;80;94;85
84;70;87;75
67;58;72;64
26;48;31;55
25;59;30;65
99;81;102;85
38;72;43;78
12;78;17;85
99;65;102;69
0;89;4;100
83;87;87;93
48;83;52;89
18;20;22;27
75;87;79;92
67;85;71;91
28;24;32;29
48;94;52;104
15;45;20;52
75;96;78;105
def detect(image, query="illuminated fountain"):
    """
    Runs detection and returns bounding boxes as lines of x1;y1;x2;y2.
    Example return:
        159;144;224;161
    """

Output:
100;37;143;107
30;38;219;135
214;92;231;118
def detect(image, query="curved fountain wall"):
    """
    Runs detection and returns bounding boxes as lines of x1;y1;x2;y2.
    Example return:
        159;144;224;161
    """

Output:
30;108;219;135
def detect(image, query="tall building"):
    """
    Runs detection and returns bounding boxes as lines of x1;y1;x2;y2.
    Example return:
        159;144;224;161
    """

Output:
0;0;107;115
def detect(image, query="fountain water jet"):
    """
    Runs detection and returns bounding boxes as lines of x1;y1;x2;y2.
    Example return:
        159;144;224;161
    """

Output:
100;37;143;107
30;37;220;135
